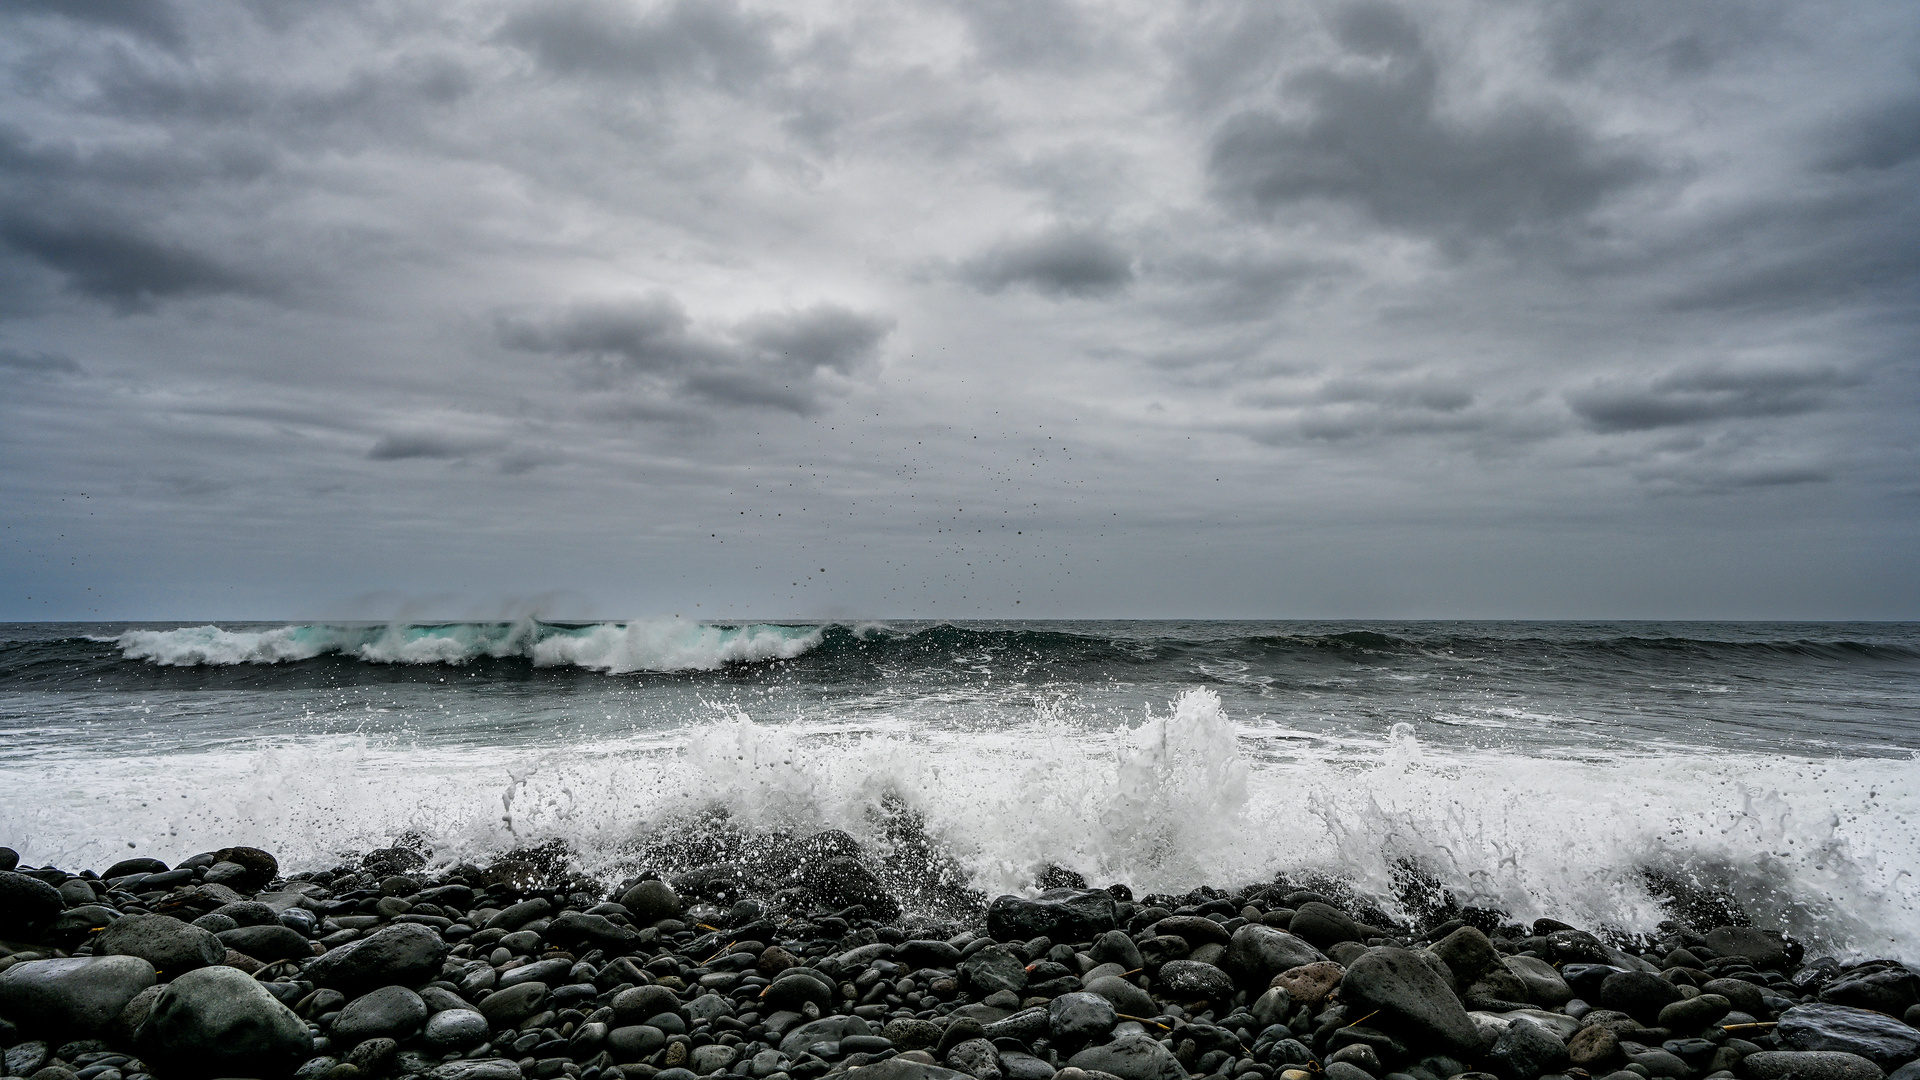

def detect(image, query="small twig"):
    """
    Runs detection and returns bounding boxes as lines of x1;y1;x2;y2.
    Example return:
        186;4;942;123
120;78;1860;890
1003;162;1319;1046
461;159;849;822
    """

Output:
1721;1022;1777;1033
701;940;737;965
1116;1015;1171;1031
1346;1009;1380;1028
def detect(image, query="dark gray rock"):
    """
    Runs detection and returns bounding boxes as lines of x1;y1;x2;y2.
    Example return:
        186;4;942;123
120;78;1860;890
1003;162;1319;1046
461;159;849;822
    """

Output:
607;1025;668;1061
1251;985;1294;1028
884;1017;943;1052
217;924;312;962
1274;960;1346;1009
840;1060;974;1080
1598;970;1684;1025
478;981;548;1028
1225;924;1328;989
1156;915;1231;946
986;889;1116;944
962;945;1029;996
0;872;64;940
1487;1017;1568;1080
781;1015;874;1055
1566;1024;1622;1070
499;957;572;988
136;964;309;1078
1778;1003;1920;1072
1091;929;1144;970
1431;927;1503;987
1742;1051;1886;1080
545;911;639;952
1341;947;1482;1056
1084;974;1157;1017
4;1041;49;1076
334;985;428;1044
1703;928;1792;971
1068;1033;1188;1080
1049;991;1118;1043
484;897;553;931
1503;955;1573;1008
1820;968;1920;1018
105;858;169;879
306;922;448;994
763;971;835;1012
1659;993;1732;1032
0;956;156;1039
429;1060;526;1080
1289;903;1367;950
947;1036;1003;1080
95;914;225;977
423;1008;489;1051
1157;959;1235;1001
812;856;901;919
618;879;683;922
1323;1062;1375;1080
982;1007;1049;1043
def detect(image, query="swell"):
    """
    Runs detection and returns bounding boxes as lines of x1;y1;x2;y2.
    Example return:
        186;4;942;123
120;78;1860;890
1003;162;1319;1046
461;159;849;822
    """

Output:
0;620;1914;691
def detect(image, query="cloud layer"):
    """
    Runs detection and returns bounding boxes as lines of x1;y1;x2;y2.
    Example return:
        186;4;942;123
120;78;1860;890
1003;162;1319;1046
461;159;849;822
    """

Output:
0;0;1915;619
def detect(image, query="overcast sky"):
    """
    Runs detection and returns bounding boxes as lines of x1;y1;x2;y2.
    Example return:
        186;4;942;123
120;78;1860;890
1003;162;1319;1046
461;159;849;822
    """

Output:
2;0;1916;622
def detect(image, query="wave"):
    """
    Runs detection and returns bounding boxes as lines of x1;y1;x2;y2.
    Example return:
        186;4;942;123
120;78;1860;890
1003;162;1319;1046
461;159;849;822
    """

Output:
3;688;1913;960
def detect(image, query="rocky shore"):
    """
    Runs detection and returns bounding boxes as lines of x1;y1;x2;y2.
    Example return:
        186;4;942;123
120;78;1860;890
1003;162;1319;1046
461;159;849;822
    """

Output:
1;835;1917;1080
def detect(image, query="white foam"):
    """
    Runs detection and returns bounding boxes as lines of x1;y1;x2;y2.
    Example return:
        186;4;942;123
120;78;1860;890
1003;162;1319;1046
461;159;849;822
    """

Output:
3;688;1913;960
111;620;825;672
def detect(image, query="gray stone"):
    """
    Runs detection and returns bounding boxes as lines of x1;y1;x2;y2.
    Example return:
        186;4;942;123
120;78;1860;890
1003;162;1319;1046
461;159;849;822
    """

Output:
1742;1051;1886;1080
1252;984;1295;1028
609;1025;668;1061
305;922;449;994
95;914;225;977
946;1037;1003;1080
1659;994;1732;1033
985;890;1117;944
216;924;312;962
136;964;309;1077
1289;903;1367;950
1702;928;1793;971
763;970;835;1013
999;1051;1056;1080
428;1060;526;1080
484;897;553;932
1324;1063;1375;1080
1091;929;1144;970
839;1060;974;1080
1157;958;1235;1001
962;945;1029;996
982;1007;1050;1043
0;956;156;1039
611;983;681;1024
4;1042;49;1077
1820;969;1920;1018
1274;960;1346;1008
1049;991;1118;1043
1082;974;1157;1018
692;1044;738;1075
780;1015;873;1055
1701;979;1769;1017
1430;927;1503;987
423;1008;489;1051
499;957;572;989
334;984;428;1044
544;912;638;952
1598;970;1685;1025
1487;1017;1567;1080
1503;956;1573;1008
884;1017;943;1052
478;981;548;1028
1068;1033;1188;1080
1341;947;1482;1056
0;872;64;940
618;879;683;923
1778;1003;1920;1072
1226;924;1329;989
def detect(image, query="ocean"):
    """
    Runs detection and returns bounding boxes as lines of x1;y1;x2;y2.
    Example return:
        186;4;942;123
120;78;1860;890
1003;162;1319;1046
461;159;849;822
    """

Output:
2;619;1915;959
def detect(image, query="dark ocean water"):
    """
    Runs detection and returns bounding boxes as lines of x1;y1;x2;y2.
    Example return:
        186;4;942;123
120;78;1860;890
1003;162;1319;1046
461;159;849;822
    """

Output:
2;619;1916;957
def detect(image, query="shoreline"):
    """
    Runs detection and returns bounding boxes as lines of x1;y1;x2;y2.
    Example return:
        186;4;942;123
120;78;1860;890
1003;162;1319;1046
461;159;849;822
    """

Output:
2;835;1917;1080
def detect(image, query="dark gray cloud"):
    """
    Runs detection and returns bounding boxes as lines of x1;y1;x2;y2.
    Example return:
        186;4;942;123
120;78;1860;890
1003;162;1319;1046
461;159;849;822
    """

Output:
1568;366;1846;432
1209;1;1653;244
0;347;82;377
500;294;892;414
960;226;1134;298
940;0;1100;69
1819;94;1920;172
0;216;260;313
368;431;509;461
498;0;778;89
7;0;183;47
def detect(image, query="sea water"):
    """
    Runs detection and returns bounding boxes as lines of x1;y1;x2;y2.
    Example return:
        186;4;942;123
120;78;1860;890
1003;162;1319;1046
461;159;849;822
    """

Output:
1;620;1914;958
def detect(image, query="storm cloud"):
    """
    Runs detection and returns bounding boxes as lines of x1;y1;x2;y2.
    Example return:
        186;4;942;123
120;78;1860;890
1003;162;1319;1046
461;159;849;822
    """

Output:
0;0;1914;620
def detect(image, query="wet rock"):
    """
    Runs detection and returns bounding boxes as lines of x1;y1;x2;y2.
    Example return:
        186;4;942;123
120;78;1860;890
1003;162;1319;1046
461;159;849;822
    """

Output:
1566;1024;1622;1070
986;890;1116;944
962;945;1029;996
1598;970;1685;1025
306;922;448;994
334;985;428;1044
946;1037;1002;1080
1273;961;1346;1009
0;872;65;939
763;970;836;1012
1049;991;1119;1043
884;1017;943;1052
1659;993;1732;1032
1068;1033;1188;1080
1226;925;1328;988
217;924;312;962
607;1025;668;1061
4;1042;49;1077
1341;947;1482;1056
0;956;156;1039
484;897;553;931
618;879;683;922
136;965;309;1078
429;1060;526;1080
1778;1003;1920;1071
423;1008;489;1051
840;1060;973;1080
1742;1051;1887;1080
211;846;280;892
1703;928;1792;971
1157;915;1232;946
1502;955;1573;1008
478;981;548;1028
781;1015;875;1055
1431;927;1503;987
1156;959;1235;1002
95;915;226;977
1487;1017;1567;1080
1820;968;1920;1018
104;857;169;879
1091;929;1144;970
814;856;901;920
1289;903;1367;950
1083;974;1157;1018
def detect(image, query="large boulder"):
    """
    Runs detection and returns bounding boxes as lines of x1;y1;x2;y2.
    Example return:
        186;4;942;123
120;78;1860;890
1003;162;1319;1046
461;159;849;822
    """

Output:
96;914;226;977
1224;924;1327;989
985;890;1116;944
1820;967;1920;1018
0;955;156;1038
136;965;310;1078
1778;1003;1920;1072
0;872;65;940
1702;927;1793;970
1067;1033;1187;1080
1341;947;1482;1055
306;922;448;994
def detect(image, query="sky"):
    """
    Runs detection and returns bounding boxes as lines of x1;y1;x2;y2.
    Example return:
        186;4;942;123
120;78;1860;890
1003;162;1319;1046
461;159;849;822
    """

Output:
1;0;1917;622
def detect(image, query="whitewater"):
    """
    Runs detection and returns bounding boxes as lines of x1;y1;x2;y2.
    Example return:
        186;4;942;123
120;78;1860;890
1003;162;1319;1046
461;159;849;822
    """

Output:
1;619;1915;961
